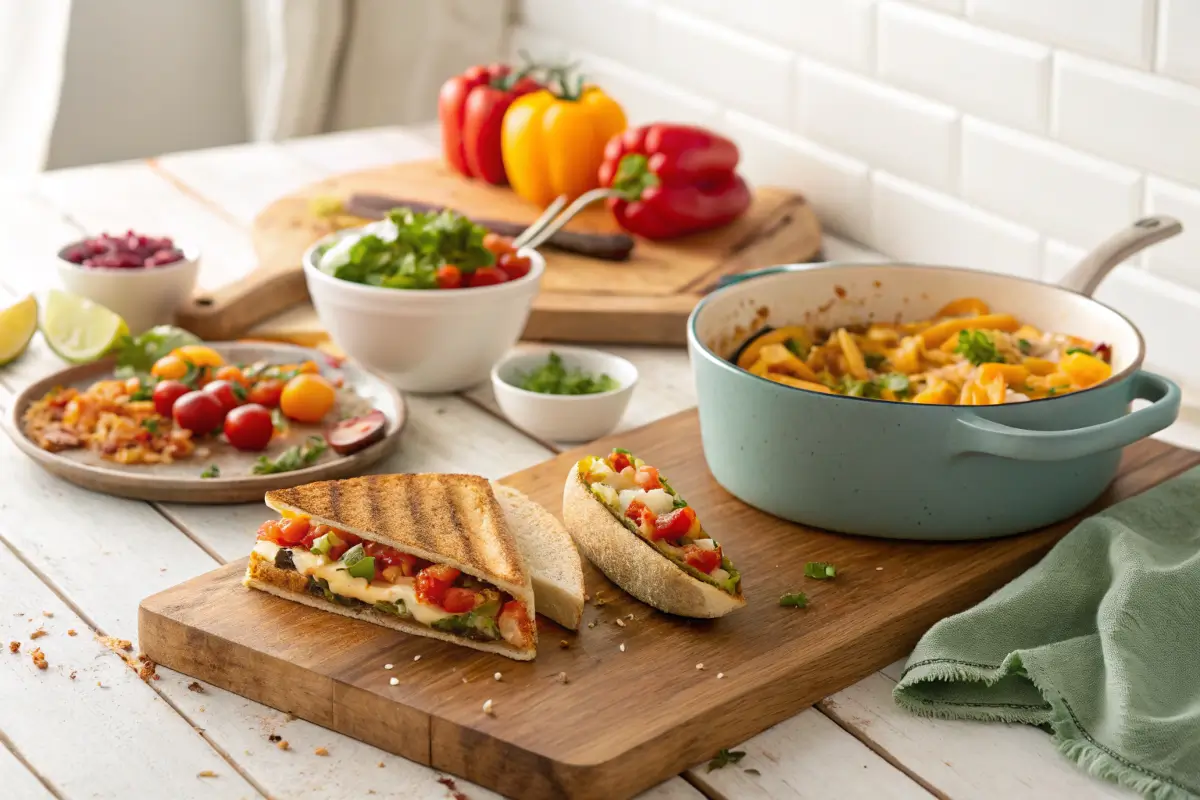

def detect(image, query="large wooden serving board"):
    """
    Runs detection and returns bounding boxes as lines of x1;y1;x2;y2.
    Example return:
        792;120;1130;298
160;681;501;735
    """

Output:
176;159;822;346
138;411;1200;800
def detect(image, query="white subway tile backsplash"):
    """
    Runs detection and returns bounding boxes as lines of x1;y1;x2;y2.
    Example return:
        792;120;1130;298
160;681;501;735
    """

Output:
966;0;1155;69
1156;0;1200;87
1041;239;1085;284
1094;267;1200;389
652;7;795;129
1054;54;1200;188
905;0;964;13
878;2;1049;132
961;117;1141;248
1144;177;1200;293
871;171;1041;277
730;0;875;73
518;0;653;69
722;112;872;243
798;61;958;192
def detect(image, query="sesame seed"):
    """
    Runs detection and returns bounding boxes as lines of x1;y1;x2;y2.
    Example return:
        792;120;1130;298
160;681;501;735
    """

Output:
619;643;626;652
389;677;399;686
587;621;595;628
482;699;495;716
615;619;626;628
717;672;725;679
384;663;393;670
695;663;704;670
413;655;421;662
493;672;502;681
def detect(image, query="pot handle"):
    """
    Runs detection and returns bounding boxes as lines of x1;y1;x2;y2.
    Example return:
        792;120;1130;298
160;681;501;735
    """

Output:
953;371;1180;461
1057;215;1182;296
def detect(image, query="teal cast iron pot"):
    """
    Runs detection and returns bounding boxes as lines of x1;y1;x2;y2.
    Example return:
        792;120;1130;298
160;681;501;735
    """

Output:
686;218;1183;541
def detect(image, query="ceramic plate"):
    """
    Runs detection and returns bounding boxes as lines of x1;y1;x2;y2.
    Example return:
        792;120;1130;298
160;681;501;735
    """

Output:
5;342;406;503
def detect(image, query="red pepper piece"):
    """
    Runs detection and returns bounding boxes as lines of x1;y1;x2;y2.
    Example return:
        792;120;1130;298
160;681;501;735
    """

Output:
599;124;752;240
438;64;541;185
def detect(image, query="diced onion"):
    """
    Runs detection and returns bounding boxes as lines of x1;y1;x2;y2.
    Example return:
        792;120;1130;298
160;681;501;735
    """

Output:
692;538;716;551
710;569;731;582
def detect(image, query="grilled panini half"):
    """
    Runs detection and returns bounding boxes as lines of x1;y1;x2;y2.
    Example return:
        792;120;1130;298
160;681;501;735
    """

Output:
244;473;537;661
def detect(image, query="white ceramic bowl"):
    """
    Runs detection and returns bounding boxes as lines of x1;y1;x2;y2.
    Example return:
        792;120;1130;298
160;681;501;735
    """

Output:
491;346;638;442
55;242;199;336
303;230;545;393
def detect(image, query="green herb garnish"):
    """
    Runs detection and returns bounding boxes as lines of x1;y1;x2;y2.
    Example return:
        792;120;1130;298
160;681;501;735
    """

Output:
879;373;910;397
1066;347;1092;356
707;749;747;772
517;351;619;395
779;592;809;608
322;208;494;289
1017;338;1032;355
784;338;810;359
842;377;881;399
954;329;1004;366
863;352;887;370
140;418;160;434
200;464;220;479
805;562;836;580
112;325;200;378
271;407;288;433
252;436;327;475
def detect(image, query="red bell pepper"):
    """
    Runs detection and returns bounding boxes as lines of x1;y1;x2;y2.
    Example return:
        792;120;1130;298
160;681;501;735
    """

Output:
438;64;541;185
599;124;752;240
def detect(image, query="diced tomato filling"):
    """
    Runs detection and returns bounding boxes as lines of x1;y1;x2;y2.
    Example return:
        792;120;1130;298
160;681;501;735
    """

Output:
682;543;722;574
651;506;696;542
625;499;655;529
608;450;632;473
414;564;462;606
441;587;479;614
634;465;661;490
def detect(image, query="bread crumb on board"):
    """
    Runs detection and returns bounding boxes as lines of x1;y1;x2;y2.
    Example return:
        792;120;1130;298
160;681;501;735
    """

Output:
314;747;329;757
187;681;204;693
67;629;77;637
30;648;47;670
277;741;290;751
29;629;47;640
556;672;569;684
482;699;495;716
197;771;217;778
8;641;19;653
98;635;132;652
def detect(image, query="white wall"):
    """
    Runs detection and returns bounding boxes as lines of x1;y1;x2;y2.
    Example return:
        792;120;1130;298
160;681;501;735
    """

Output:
514;0;1200;413
47;0;248;169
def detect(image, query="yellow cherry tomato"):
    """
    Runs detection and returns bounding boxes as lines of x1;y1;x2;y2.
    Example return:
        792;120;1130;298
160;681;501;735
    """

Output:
171;345;224;368
151;354;189;380
279;373;336;423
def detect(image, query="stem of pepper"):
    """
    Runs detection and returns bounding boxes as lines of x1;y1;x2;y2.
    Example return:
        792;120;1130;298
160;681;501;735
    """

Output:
611;154;660;202
545;64;586;101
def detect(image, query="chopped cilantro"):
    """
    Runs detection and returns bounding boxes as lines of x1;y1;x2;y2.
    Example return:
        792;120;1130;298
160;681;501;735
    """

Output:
804;562;836;580
954;329;1005;366
517;351;618;395
200;464;220;479
1017;338;1032;355
1066;347;1092;356
779;592;809;608
140;418;160;434
707;748;747;772
252;436;327;475
784;338;810;359
842;377;881;399
879;373;910;397
863;352;887;370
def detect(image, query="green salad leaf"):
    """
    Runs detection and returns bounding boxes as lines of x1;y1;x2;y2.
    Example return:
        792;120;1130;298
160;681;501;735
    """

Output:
517;351;619;395
113;325;200;378
252;436;327;475
323;208;494;289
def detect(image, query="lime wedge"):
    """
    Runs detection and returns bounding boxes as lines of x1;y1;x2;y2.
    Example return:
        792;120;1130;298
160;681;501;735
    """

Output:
0;295;38;366
41;290;129;364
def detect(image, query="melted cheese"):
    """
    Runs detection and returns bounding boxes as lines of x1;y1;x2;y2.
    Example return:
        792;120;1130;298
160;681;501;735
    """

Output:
252;541;454;625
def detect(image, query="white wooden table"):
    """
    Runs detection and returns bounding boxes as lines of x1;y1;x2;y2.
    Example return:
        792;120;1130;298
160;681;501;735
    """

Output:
0;126;1137;800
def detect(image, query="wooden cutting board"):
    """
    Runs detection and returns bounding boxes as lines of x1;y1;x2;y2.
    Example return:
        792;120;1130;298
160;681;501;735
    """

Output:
175;159;822;346
138;411;1199;800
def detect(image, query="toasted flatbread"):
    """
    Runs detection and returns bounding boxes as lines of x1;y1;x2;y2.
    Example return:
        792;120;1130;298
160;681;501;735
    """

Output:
492;482;585;630
562;463;744;618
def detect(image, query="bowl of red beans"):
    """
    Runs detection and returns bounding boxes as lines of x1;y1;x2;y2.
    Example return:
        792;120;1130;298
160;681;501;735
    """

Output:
57;230;199;334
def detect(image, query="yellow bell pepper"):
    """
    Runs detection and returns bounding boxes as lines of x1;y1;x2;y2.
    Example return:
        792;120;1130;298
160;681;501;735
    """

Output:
501;84;626;207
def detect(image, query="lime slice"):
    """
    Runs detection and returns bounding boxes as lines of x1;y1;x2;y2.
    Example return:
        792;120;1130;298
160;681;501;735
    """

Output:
41;290;129;364
0;295;38;366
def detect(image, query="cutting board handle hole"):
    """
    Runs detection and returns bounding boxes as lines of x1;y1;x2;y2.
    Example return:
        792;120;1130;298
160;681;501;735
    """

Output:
193;296;214;307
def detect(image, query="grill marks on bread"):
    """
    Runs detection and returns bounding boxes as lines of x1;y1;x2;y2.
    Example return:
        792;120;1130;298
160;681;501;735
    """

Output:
264;474;526;589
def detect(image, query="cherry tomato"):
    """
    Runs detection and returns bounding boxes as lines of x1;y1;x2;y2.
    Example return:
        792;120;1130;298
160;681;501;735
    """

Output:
441;588;479;613
171;390;225;435
247;378;284;408
298;360;320;374
635;466;661;490
151;354;189;381
203;379;245;414
436;264;463;289
609;451;632;473
466;266;509;287
152;380;191;417
482;232;515;255
651;506;697;541
257;520;284;543
223;403;274;451
275;516;311;546
171;345;223;368
497;252;532;280
624;499;655;529
682;544;721;574
280;373;336;423
300;523;327;549
213;365;248;386
414;564;462;606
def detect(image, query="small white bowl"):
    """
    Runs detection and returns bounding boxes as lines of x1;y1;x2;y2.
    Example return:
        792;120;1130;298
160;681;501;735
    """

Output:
491;346;638;442
56;241;199;335
303;228;545;393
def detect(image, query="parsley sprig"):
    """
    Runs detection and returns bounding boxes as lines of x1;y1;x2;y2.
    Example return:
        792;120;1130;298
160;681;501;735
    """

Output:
955;329;1005;366
252;436;327;475
707;748;747;772
804;562;836;580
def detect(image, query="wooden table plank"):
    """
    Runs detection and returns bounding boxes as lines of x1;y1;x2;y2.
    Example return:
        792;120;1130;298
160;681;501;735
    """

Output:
0;544;261;799
0;742;54;800
278;127;440;173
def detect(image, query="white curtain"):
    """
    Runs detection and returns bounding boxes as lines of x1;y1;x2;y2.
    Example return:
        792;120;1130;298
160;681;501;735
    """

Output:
242;0;512;141
0;0;72;177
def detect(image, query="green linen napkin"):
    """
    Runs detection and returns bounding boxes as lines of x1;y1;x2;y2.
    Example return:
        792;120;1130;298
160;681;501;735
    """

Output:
894;465;1200;800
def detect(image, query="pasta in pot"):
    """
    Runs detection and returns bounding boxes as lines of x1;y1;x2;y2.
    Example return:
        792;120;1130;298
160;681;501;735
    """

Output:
731;297;1114;405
